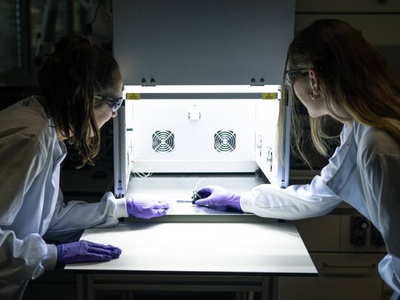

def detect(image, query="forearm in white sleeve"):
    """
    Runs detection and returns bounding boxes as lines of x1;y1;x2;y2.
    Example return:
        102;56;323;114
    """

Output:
240;177;343;220
0;229;55;279
44;192;128;241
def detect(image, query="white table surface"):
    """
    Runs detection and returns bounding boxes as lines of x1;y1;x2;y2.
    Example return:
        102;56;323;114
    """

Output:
126;174;267;215
66;222;317;276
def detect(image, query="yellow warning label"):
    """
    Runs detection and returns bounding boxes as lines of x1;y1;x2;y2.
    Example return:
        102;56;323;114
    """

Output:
262;93;278;100
126;93;141;100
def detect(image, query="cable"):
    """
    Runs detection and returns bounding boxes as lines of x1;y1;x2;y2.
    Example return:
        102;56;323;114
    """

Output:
192;178;205;201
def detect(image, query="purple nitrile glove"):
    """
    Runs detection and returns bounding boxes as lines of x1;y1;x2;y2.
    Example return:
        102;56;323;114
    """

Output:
126;198;169;219
194;185;242;211
56;240;122;266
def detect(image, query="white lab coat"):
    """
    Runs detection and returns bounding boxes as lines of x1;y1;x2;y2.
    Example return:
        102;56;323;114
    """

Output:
0;97;128;299
240;121;400;296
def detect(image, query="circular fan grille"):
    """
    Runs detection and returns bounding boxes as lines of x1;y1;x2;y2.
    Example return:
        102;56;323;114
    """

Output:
152;130;174;153
214;130;236;152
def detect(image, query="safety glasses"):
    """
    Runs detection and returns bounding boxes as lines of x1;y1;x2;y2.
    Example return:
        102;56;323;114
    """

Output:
285;69;312;86
95;95;125;112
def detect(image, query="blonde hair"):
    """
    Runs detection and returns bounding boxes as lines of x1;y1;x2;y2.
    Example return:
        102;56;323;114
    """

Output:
281;19;400;164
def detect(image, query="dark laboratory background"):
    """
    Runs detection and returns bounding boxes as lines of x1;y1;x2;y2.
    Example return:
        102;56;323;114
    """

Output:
1;0;400;300
0;0;116;203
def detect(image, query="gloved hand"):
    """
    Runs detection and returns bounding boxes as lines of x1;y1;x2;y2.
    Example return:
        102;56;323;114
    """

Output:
126;198;169;219
193;185;242;211
56;240;122;266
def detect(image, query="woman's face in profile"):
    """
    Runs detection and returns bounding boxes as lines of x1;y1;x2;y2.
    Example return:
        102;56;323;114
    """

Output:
93;80;123;131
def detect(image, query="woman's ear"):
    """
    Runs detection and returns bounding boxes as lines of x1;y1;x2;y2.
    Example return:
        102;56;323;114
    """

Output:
308;70;321;101
308;70;320;91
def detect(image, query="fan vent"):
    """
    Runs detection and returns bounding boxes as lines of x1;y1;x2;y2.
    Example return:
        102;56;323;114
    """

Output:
214;130;236;152
152;130;174;153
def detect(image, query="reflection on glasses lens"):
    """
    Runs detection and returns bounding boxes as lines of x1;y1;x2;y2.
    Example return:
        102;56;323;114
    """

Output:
95;95;125;112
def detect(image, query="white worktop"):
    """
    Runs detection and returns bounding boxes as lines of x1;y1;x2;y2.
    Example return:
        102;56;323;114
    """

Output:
66;174;316;277
126;174;267;215
66;221;317;276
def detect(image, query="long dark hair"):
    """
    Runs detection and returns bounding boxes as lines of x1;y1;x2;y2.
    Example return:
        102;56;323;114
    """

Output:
38;35;121;168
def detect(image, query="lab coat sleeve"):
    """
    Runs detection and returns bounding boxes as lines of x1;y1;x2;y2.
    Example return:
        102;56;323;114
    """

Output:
240;126;350;220
240;177;343;220
43;191;128;242
0;229;56;282
361;146;400;293
0;107;58;293
0;118;46;226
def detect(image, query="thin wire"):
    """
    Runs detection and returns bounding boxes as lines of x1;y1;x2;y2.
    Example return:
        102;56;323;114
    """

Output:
87;2;102;26
193;178;205;191
192;178;205;200
131;161;153;178
133;170;153;178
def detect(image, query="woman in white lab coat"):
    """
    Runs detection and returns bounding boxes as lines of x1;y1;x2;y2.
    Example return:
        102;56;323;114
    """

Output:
194;19;400;299
0;35;169;299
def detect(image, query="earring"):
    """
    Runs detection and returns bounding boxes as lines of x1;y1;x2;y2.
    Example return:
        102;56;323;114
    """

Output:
310;89;320;100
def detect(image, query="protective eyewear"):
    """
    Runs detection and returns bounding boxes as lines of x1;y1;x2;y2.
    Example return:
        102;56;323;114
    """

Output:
285;69;312;86
95;95;125;112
